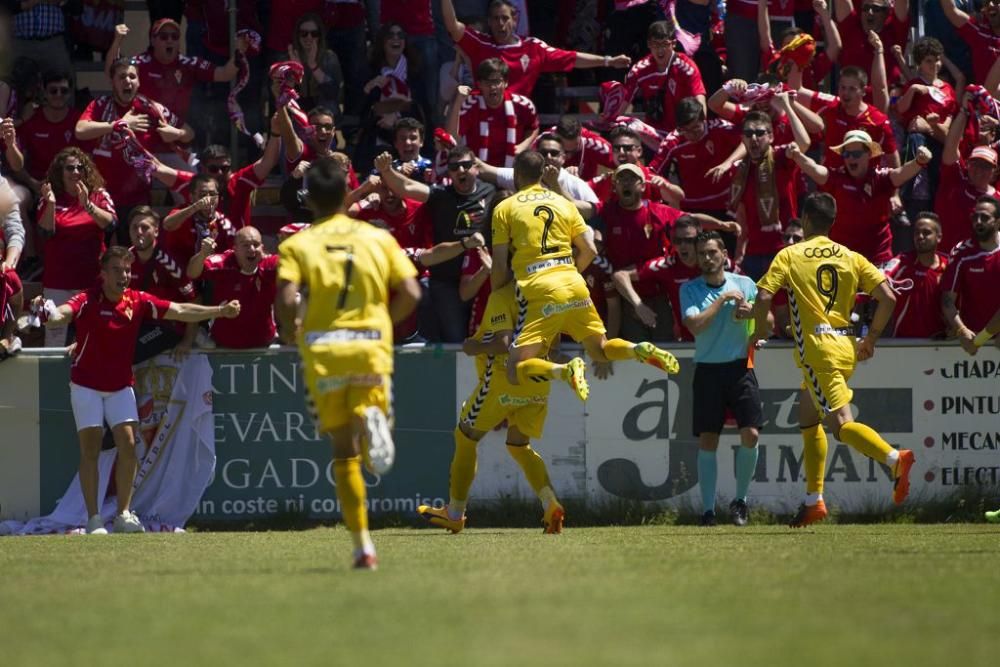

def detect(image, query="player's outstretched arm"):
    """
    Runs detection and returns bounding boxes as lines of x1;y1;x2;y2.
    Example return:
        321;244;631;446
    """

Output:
857;281;896;361
751;289;775;339
389;277;421;325
165;299;240;322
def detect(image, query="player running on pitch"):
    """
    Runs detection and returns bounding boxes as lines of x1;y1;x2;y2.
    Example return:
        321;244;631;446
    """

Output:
418;281;568;534
490;150;679;401
275;158;421;570
751;192;915;528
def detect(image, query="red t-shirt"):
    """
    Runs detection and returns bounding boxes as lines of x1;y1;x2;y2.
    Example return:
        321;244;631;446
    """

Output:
39;189;114;290
636;254;700;341
581;255;616;323
941;243;1000;332
456;28;576;97
201;250;278;348
958;18;1000;85
67;287;171;391
559;126;614;181
355;197;430;251
19;109;85;180
621;53;706;133
265;0;323;51
837;10;909;83
458;93;539;167
79;95;177;207
820;167;895;264
884;251;948;338
170;164;265;228
461;249;491;336
730;147;799;256
649;119;741;210
588;164;664;203
804;92;897;167
160;211;236;269
380;0;433;36
596;199;681;297
129;245;197;303
934;162;996;253
897;78;957;129
134;52;215;122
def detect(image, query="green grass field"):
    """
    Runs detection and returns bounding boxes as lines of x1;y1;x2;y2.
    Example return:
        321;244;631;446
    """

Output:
2;525;999;667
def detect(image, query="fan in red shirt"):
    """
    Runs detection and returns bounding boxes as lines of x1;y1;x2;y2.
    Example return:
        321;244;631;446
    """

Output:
460;247;492;336
758;0;839;92
884;213;949;338
36;246;238;535
936;107;999;253
834;0;909;83
727;102;811;281
788;132;929;265
188;226;278;349
160;174;237;273
74;58;193;223
36;149;117;347
618;19;706;135
550;116;614;181
896;37;957;144
108;19;239;123
441;0;630;98
587;126;685;205
942;196;1000;353
649;98;742;214
277;103;359;189
351;179;430;251
14;72;89;184
706;78;817;149
941;0;1000;84
451;59;539;168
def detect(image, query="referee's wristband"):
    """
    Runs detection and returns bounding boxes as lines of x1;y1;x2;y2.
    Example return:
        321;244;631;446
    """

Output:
973;330;994;347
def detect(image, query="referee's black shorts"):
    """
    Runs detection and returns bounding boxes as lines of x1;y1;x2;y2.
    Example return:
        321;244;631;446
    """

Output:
692;359;764;436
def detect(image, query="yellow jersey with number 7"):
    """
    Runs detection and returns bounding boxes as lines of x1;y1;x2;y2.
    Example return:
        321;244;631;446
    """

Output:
277;213;417;376
491;184;589;289
757;236;886;370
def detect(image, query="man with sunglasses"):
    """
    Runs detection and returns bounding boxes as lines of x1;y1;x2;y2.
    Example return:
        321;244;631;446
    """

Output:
476;133;599;204
941;0;1000;84
935;94;1000;252
375;147;497;342
833;0;910;84
548;115;614;182
108;20;240;125
14;71;88;190
587;126;685;205
942;195;1000;356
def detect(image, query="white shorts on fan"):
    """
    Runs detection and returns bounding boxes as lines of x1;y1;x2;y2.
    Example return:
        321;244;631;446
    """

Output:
70;383;139;431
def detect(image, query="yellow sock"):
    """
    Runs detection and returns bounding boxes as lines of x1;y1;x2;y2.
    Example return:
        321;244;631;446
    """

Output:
801;423;828;495
516;357;557;384
602;338;636;361
449;427;479;505
838;422;894;465
333;456;372;553
506;443;552;495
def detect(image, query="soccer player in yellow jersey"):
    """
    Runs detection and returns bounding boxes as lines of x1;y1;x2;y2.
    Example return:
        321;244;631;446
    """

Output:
275;158;421;570
752;193;915;528
417;282;568;534
491;151;680;400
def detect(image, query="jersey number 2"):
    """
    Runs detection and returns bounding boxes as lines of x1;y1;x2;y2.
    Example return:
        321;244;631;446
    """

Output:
534;205;560;255
326;244;355;309
815;264;839;314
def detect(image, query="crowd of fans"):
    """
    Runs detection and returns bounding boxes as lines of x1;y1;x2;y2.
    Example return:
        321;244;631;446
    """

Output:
1;0;999;360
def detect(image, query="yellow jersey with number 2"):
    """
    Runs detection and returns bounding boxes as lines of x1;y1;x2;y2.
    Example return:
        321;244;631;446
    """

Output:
757;236;885;371
491;184;589;295
277;213;417;376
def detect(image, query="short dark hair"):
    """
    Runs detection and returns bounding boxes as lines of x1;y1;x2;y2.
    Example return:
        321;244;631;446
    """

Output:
513;150;545;183
42;70;71;86
393;116;424;139
308;106;336;121
695;230;725;250
913;36;944;63
101;245;134;267
675;97;705;127
448;145;475;162
536;132;563;148
109;57;137;77
839;66;869;88
608;126;641;145
673;214;702;234
128;205;160;227
975;195;1000;218
647;20;676;41
306;157;348;215
190;173;218;193
476;57;509;82
801;192;837;231
555;115;582;140
785;218;803;231
742;110;773;129
488;0;518;14
778;26;805;44
914;211;941;230
199;144;230;162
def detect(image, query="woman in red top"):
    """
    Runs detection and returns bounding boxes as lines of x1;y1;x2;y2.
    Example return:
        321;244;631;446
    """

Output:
37;147;116;347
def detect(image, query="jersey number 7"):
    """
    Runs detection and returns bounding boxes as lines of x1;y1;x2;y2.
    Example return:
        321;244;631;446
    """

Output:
326;244;355;309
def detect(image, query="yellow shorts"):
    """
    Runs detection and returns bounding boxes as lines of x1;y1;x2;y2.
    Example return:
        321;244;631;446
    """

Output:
800;365;854;415
303;369;391;433
460;359;550;438
513;278;606;349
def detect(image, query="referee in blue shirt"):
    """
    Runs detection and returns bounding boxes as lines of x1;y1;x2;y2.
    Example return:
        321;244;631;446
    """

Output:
680;231;768;526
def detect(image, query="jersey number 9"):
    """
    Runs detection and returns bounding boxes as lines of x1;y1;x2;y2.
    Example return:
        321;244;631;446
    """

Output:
815;264;839;314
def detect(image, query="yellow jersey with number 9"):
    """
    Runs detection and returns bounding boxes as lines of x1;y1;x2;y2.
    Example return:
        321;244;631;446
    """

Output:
491;184;588;288
757;236;885;370
277;213;417;376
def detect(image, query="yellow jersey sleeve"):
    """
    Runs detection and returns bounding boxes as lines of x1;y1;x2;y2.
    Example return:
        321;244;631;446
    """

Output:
855;253;886;295
277;239;302;285
492;201;511;246
380;231;420;287
757;248;789;295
